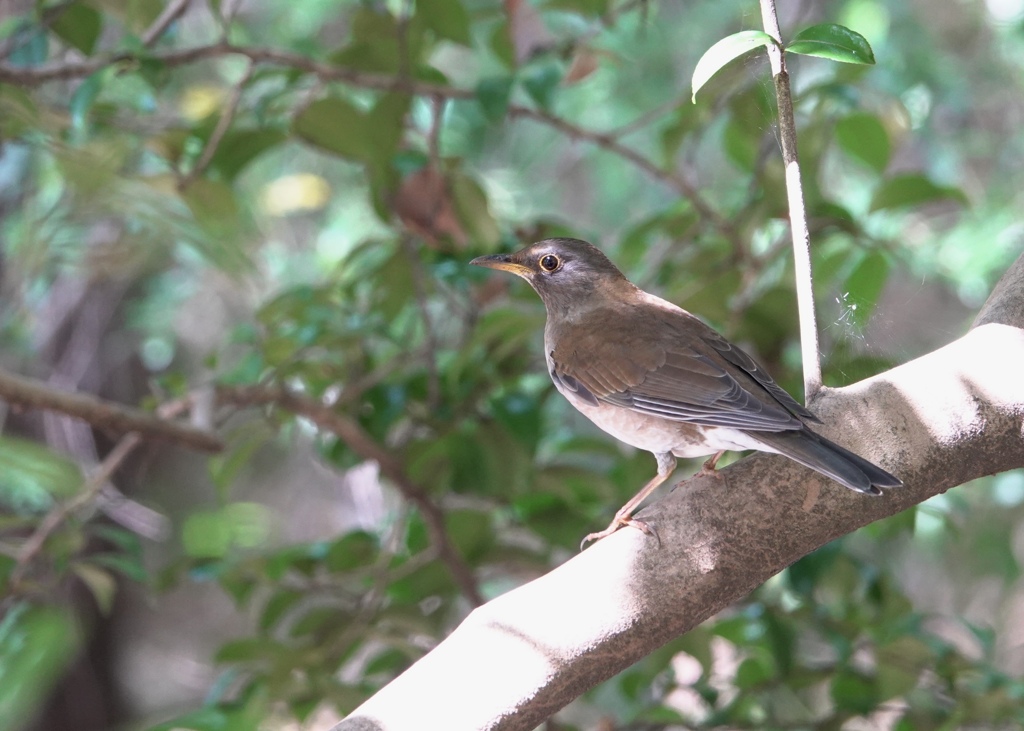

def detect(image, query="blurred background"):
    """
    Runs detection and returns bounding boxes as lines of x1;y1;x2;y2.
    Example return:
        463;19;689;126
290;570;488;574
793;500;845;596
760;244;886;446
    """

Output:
0;0;1022;728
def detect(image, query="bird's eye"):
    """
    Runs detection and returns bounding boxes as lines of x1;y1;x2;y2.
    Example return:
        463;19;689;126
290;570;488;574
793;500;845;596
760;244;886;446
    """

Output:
539;254;560;272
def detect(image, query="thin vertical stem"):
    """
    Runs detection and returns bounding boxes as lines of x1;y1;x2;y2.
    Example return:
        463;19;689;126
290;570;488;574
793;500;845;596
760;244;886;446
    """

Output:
759;0;822;400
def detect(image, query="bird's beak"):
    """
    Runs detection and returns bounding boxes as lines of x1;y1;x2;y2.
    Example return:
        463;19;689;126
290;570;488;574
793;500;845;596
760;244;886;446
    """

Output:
470;253;532;278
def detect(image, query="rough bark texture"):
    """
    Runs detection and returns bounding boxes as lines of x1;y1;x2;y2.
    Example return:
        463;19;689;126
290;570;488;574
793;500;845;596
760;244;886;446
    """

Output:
334;253;1024;731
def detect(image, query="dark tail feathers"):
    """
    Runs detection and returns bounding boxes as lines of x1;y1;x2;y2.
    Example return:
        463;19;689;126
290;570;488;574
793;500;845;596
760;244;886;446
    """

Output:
754;430;902;495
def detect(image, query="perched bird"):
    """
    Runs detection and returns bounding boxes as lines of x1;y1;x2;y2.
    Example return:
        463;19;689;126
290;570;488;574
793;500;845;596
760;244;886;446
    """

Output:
471;238;902;545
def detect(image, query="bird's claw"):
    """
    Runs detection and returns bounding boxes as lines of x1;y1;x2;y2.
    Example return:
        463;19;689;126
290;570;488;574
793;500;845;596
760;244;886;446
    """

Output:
697;450;726;480
580;516;660;550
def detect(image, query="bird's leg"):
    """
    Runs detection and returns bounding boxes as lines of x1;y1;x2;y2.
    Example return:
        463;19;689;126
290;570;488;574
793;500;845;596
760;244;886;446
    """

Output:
581;452;676;548
697;450;726;479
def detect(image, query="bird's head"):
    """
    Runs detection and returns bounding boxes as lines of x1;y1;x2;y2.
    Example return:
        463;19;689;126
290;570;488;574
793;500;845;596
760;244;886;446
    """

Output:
471;238;630;316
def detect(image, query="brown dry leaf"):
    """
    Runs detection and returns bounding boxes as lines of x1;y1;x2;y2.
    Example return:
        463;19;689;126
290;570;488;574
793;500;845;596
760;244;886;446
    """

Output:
564;48;600;84
505;0;554;63
392;166;469;249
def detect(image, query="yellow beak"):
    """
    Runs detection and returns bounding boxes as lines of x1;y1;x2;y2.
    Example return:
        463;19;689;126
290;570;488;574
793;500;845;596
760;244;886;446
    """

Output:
470;254;532;278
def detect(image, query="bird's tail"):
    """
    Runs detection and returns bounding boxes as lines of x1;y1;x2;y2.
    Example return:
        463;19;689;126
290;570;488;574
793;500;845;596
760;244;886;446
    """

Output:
753;430;903;495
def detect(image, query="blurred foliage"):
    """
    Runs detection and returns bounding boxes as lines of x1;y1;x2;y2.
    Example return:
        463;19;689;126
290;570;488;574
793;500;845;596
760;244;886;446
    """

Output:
0;0;1022;729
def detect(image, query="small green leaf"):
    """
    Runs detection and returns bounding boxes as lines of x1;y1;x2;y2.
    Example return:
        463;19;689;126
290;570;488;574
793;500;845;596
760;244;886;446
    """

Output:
476;76;513;122
787;23;875;65
69;70;105;132
869;173;967;212
522;62;563;110
835;112;890;172
831;669;879;714
181;178;241;235
691;30;774;102
292;96;370;161
418;0;472;45
51;3;101;55
326;531;379;572
488;21;516;69
259;590;303;632
73;563;117;614
210;128;286;180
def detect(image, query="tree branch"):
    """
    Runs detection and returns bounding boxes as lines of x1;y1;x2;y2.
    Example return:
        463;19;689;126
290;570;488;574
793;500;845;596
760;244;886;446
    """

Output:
141;0;192;48
0;368;223;452
759;0;822;399
333;254;1024;730
216;385;484;607
178;59;254;191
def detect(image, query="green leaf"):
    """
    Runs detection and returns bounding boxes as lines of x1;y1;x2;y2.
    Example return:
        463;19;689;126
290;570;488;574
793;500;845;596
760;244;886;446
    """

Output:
180;179;249;272
326;531;379;572
488;21;516;69
476;76;513;122
722;116;759;171
69;70;105;132
0;84;40;138
842;250;890;328
831;669;879;714
0;604;78;729
90;552;148;583
691;31;774;102
50;3;101;55
210;128;286;180
522;62;563;110
292;96;370;161
73;563;117;614
835;112;890;172
259;590;303;632
215;636;276;663
0;436;83;512
418;0;472;46
787;23;875;65
735;656;774;689
445;509;495;561
451;172;499;246
869;173;967;212
364;92;411;169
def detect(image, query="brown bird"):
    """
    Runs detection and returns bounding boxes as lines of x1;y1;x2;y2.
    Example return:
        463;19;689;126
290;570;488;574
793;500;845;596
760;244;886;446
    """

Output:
471;238;902;545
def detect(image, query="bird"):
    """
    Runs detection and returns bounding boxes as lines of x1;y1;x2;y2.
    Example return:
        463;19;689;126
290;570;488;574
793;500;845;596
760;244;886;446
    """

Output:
471;237;902;546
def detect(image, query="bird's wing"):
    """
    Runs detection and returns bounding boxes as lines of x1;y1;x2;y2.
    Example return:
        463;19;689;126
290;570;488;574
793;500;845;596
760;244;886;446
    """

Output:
550;310;815;432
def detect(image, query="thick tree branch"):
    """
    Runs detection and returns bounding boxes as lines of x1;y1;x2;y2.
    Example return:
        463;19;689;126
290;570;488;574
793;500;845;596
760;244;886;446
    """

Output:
334;253;1024;730
759;0;822;399
216;385;485;607
0;368;223;452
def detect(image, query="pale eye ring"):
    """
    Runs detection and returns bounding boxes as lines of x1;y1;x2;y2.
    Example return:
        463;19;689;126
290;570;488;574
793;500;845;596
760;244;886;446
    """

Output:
539;254;560;272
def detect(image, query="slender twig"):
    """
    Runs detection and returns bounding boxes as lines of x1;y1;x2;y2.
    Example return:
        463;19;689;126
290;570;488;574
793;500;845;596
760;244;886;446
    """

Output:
0;368;223;452
759;0;822;399
217;384;484;607
607;95;685;140
509;105;738;245
141;0;192;48
178;60;254;191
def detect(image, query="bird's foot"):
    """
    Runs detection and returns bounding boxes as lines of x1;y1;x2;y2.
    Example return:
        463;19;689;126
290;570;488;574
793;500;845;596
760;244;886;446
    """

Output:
697;450;726;479
580;515;660;550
